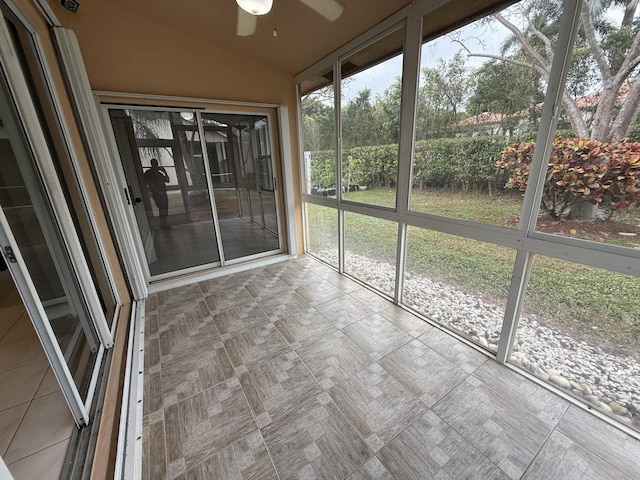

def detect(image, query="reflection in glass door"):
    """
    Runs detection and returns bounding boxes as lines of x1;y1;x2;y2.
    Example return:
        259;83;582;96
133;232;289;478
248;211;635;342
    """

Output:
108;108;281;277
109;110;221;276
201;112;280;261
0;74;103;425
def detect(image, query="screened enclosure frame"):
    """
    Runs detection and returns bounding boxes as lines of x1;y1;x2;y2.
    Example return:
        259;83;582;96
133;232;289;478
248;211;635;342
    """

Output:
297;0;640;437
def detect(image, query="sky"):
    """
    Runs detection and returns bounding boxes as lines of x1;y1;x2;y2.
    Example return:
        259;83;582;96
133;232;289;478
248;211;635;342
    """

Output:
338;1;631;104
342;16;507;102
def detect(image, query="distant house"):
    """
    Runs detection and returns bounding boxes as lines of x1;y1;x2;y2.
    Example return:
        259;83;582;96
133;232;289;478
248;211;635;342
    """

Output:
459;83;631;138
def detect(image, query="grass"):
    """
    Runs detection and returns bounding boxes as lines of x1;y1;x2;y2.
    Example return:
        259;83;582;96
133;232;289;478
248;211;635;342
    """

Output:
306;189;640;352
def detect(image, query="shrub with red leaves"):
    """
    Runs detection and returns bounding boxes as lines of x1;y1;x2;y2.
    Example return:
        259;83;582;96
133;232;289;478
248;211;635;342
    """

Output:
497;138;640;219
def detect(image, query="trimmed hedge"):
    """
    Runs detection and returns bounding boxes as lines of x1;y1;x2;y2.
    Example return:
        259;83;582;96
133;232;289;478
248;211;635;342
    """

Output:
308;136;510;194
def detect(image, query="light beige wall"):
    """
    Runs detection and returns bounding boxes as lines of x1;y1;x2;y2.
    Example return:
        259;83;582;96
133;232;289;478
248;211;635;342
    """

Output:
48;0;304;251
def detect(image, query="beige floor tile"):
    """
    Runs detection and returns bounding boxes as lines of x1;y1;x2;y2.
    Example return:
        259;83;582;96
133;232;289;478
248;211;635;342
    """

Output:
0;360;48;410
346;456;394;480
0;337;48;373
262;393;371;480
0;313;36;345
342;313;413;360
0;402;29;456
6;437;70;480
378;339;469;406
522;430;636;480
433;364;569;479
3;390;74;463
34;367;60;398
0;305;24;336
557;405;640;478
239;351;322;427
378;410;508;480
297;330;372;390
329;362;427;451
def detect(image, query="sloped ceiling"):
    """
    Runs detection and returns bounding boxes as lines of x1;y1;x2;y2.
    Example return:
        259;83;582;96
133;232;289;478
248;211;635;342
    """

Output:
90;0;412;75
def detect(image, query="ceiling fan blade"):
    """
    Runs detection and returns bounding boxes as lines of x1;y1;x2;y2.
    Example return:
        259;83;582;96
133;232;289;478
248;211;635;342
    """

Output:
298;0;344;22
237;7;258;36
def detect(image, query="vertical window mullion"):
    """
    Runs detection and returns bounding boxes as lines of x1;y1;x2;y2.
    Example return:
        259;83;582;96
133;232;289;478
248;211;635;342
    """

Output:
498;0;584;363
395;11;422;304
335;59;345;272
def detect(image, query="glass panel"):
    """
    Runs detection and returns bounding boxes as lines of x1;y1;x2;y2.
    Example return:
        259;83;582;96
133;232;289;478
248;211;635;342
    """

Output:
410;0;548;226
263;190;278;235
519;1;640;247
404;227;516;352
249;189;261;225
238;187;251;220
344;211;397;296
0;112;98;398
340;27;404;208
512;257;640;432
5;12;116;324
139;146;181;229
109;109;220;275
301;84;336;197
201;112;280;261
526;137;640;247
305;203;338;267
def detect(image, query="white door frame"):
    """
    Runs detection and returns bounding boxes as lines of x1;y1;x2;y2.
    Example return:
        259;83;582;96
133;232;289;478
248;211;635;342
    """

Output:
0;8;111;425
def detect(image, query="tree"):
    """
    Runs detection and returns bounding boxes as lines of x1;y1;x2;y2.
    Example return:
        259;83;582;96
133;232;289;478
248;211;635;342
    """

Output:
417;51;475;139
466;58;545;136
301;90;335;152
465;0;640;142
342;88;377;149
374;77;403;145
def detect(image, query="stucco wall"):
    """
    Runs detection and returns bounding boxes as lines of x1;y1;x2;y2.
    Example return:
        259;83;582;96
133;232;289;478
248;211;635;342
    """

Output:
48;0;303;252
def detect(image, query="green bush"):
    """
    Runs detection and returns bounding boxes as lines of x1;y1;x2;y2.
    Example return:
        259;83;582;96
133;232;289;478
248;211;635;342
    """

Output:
498;137;640;218
344;144;399;187
413;136;509;193
308;136;509;193
308;150;337;188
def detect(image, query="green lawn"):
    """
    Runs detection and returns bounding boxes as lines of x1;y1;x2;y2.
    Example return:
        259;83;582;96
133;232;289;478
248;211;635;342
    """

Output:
306;189;640;351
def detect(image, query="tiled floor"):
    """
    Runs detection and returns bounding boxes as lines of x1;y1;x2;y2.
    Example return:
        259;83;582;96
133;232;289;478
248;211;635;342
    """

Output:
0;270;75;480
142;256;640;479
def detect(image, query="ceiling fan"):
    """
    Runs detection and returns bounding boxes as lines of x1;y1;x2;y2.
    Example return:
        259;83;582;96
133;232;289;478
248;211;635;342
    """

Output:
236;0;344;37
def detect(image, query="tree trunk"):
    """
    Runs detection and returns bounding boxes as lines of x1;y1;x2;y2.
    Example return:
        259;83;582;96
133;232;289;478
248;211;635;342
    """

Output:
569;198;598;221
610;79;640;141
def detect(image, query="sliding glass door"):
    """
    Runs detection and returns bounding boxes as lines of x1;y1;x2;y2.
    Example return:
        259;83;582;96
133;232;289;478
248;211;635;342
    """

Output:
0;23;111;424
108;108;282;278
200;112;280;261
